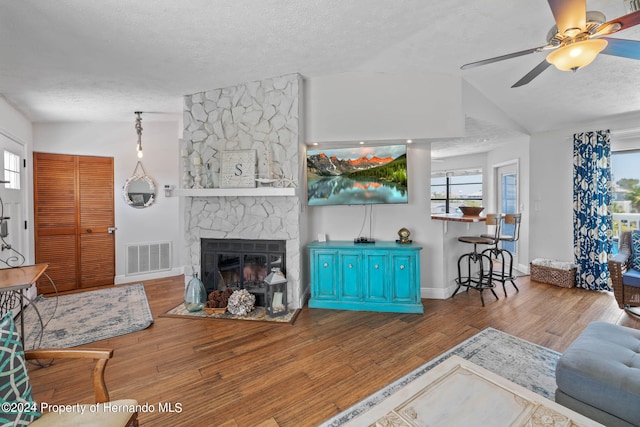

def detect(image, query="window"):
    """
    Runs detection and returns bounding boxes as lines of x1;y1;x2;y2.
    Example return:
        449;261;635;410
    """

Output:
430;168;483;213
611;150;640;236
3;151;20;190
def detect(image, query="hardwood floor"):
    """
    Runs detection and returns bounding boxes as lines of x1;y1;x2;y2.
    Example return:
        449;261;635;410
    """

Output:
26;275;640;426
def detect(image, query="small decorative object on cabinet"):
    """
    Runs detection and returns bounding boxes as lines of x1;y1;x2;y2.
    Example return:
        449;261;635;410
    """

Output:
308;241;423;313
184;273;207;312
264;268;287;317
397;227;412;244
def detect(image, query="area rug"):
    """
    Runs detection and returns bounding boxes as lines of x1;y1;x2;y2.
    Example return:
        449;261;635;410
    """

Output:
18;283;153;349
320;327;561;426
161;303;299;325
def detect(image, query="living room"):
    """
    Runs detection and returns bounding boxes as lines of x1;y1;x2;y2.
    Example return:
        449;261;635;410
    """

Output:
2;1;640;426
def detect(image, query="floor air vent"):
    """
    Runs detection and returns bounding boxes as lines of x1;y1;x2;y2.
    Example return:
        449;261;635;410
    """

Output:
126;241;171;275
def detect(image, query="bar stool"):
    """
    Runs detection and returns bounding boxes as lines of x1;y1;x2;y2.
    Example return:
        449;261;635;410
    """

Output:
452;214;500;306
482;213;521;297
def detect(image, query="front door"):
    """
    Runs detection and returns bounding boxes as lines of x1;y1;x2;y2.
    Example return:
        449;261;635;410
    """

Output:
0;133;26;266
496;162;519;265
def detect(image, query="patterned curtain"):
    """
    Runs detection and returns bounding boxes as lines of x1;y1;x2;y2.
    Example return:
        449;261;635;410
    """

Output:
573;130;612;291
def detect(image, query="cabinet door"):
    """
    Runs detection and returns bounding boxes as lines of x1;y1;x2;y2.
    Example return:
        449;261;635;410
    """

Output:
312;250;338;300
339;251;361;301
364;251;388;302
391;252;417;303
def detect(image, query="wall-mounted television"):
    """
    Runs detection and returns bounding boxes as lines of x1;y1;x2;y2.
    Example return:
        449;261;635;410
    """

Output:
306;144;408;206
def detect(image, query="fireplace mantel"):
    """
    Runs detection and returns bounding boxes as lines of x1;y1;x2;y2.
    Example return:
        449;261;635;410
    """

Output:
176;187;296;197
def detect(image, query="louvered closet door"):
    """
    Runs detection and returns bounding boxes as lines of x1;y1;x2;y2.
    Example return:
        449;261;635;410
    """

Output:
78;156;114;288
34;153;78;293
34;153;115;293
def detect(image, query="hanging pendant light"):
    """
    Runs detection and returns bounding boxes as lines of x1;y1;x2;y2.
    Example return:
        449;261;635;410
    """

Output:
135;111;143;158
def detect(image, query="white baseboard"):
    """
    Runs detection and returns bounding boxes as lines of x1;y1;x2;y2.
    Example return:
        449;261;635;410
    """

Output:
421;285;457;300
114;267;183;285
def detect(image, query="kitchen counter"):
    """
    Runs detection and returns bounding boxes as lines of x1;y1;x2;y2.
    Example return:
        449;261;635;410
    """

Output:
431;213;486;223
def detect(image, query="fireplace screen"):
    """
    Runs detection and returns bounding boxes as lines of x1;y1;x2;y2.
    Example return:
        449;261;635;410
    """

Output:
201;239;286;306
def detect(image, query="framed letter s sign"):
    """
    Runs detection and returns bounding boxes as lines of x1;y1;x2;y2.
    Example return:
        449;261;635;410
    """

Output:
220;150;257;188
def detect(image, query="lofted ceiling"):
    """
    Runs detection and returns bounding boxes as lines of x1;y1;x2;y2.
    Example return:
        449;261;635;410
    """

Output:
2;1;640;157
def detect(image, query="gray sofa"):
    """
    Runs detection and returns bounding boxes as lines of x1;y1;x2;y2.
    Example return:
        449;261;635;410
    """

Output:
555;322;640;426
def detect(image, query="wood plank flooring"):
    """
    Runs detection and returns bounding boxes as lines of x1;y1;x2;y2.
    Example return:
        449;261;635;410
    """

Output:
26;275;640;426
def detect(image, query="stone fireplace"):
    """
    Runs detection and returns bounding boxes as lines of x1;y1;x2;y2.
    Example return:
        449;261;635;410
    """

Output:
181;73;307;309
201;238;286;306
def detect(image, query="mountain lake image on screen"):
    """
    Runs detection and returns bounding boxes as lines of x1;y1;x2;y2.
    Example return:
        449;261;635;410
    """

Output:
306;144;408;206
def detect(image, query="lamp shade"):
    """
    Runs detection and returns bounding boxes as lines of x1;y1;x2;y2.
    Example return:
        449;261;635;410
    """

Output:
546;39;608;71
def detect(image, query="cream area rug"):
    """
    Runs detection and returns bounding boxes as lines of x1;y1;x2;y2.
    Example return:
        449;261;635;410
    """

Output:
17;283;153;349
320;328;561;426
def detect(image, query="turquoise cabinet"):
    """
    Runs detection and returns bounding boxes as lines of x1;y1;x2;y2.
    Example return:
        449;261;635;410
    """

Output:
308;241;423;313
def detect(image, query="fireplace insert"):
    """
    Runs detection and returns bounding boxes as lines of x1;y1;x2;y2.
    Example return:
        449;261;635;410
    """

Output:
200;239;286;307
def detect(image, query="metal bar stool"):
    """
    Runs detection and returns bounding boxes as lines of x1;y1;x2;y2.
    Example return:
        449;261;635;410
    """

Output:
482;213;521;297
452;213;500;306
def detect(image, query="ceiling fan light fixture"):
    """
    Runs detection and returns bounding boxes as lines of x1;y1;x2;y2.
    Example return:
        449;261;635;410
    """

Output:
546;38;608;71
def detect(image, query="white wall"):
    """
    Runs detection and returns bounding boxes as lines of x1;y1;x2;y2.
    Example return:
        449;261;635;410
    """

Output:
529;129;574;261
304;72;471;299
33;120;182;282
528;112;640;263
305;72;464;142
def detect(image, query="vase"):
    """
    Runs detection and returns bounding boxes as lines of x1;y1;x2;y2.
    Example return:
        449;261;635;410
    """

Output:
184;273;206;312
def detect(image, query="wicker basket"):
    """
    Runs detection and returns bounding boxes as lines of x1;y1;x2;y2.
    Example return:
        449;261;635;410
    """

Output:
530;263;576;288
203;307;227;315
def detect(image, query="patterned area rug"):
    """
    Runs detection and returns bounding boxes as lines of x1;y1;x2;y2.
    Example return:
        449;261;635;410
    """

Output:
320;327;561;426
18;284;153;349
162;303;299;325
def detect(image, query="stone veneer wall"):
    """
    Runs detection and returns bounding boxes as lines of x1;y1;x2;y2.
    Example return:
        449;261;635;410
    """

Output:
182;73;304;308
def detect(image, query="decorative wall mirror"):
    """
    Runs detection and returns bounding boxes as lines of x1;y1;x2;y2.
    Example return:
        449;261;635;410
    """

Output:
124;161;156;208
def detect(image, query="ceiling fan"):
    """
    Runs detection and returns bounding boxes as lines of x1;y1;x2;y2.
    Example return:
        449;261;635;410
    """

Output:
461;0;640;87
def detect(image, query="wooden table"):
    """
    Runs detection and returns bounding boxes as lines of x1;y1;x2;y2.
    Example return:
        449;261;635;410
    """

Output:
0;264;49;344
343;355;602;426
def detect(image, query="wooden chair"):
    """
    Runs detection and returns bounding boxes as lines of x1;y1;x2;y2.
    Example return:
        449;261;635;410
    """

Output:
608;230;640;312
26;348;139;427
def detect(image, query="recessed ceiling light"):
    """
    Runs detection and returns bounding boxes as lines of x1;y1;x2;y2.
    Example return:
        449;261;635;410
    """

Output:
406;139;413;144
359;141;365;145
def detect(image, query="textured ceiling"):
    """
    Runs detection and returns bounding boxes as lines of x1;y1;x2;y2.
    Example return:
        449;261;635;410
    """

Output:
2;1;640;157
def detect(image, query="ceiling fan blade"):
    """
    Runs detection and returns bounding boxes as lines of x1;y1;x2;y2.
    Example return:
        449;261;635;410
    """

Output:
511;60;553;88
600;37;640;60
461;46;548;70
594;10;640;36
547;0;586;34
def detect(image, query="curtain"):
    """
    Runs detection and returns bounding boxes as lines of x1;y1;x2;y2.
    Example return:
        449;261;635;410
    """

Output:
573;130;612;291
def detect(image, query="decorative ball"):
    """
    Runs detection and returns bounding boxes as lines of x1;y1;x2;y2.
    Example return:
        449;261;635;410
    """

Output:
227;289;256;316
